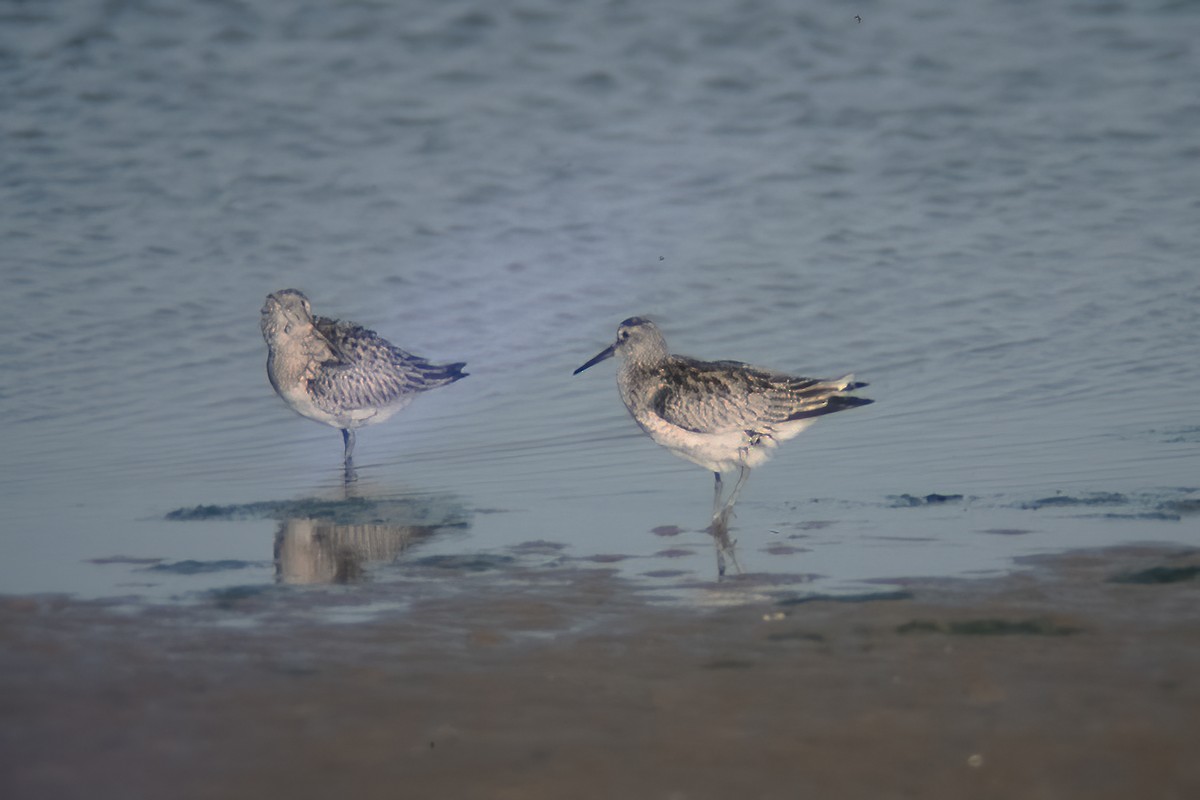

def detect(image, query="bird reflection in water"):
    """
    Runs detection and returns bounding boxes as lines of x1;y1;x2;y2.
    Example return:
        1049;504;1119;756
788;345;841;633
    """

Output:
269;490;469;585
165;489;469;585
273;517;441;584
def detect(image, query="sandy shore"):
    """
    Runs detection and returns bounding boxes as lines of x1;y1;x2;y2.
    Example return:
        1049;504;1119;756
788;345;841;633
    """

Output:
2;545;1198;800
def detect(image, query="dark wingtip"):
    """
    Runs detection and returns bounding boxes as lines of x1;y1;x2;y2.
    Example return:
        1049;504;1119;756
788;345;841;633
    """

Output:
425;362;468;383
786;394;874;421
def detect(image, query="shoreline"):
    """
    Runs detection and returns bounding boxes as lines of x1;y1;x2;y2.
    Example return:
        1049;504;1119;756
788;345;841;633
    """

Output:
2;544;1198;799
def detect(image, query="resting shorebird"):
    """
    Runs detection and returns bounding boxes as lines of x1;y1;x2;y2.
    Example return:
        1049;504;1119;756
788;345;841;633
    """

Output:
574;317;873;526
261;289;467;465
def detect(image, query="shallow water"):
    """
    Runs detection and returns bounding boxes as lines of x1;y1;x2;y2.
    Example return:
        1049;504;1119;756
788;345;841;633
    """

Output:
1;0;1197;604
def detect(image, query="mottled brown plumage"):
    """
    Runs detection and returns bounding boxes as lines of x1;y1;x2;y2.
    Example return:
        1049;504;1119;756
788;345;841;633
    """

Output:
575;316;872;524
261;289;466;463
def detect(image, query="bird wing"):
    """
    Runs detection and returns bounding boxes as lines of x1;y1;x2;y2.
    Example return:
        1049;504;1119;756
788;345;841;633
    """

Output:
650;358;865;434
307;317;465;413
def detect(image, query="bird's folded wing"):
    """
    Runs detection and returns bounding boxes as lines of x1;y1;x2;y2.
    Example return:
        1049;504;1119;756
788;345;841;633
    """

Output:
649;361;814;433
307;318;414;411
315;317;411;367
308;317;465;412
309;362;410;412
650;359;868;433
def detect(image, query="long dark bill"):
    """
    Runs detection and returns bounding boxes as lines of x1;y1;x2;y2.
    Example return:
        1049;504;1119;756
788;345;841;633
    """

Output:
573;343;616;375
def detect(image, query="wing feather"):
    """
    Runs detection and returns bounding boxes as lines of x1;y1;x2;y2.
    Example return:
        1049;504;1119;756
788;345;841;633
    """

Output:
308;317;466;413
650;358;868;434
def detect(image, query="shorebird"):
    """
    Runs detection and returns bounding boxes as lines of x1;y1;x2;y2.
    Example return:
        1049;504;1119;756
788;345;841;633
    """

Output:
574;317;873;526
261;289;467;465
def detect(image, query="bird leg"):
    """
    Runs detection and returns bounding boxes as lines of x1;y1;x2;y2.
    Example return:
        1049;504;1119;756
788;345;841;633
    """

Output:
726;465;750;509
341;428;356;461
706;469;744;578
707;509;742;578
718;466;750;521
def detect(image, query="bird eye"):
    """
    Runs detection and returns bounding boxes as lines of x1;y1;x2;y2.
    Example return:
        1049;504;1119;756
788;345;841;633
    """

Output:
619;330;630;341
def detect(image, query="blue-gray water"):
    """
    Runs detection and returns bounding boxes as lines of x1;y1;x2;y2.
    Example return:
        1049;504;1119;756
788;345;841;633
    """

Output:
2;0;1197;604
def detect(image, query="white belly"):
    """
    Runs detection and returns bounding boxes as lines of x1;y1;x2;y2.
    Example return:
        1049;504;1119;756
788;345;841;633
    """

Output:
634;413;816;473
276;381;409;430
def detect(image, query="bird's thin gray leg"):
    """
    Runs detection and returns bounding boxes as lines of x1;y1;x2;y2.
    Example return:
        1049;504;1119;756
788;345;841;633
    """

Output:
720;465;748;510
707;511;742;579
712;472;724;518
720;462;748;525
342;428;356;461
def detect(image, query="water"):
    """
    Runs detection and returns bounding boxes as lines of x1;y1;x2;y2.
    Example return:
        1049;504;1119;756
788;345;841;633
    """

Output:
1;0;1197;604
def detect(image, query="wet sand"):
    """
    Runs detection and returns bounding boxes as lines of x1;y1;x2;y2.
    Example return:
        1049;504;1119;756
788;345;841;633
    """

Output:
2;545;1199;800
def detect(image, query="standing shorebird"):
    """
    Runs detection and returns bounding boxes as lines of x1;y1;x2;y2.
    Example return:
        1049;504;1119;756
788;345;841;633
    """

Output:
261;289;467;466
574;317;873;529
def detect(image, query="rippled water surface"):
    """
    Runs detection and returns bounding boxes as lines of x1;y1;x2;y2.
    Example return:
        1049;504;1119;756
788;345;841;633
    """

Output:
2;0;1197;603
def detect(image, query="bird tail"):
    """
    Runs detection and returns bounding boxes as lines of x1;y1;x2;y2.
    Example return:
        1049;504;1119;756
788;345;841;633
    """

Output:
784;374;873;421
836;374;869;392
821;395;874;413
421;361;468;386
